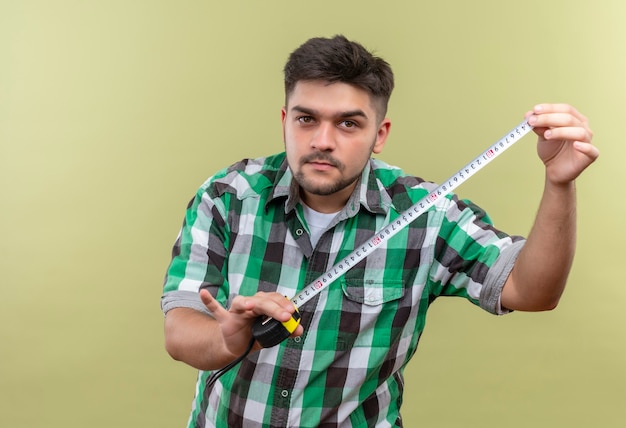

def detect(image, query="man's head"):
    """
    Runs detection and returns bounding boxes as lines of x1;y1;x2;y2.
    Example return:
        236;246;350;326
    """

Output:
281;36;394;213
283;35;394;121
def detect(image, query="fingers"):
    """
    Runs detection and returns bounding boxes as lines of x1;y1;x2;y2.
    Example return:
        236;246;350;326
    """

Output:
201;289;297;323
232;292;298;323
529;104;587;128
291;324;305;337
527;103;593;143
527;103;599;183
199;289;231;321
574;140;601;161
531;103;588;124
541;126;592;144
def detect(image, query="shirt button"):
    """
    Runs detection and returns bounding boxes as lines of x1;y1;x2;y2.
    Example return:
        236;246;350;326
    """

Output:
281;390;289;397
294;336;301;343
295;228;303;236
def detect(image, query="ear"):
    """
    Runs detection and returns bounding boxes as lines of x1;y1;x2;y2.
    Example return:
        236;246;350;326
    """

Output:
281;107;287;141
372;118;391;154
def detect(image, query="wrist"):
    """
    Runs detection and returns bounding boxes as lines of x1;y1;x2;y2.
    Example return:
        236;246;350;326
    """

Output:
544;175;576;195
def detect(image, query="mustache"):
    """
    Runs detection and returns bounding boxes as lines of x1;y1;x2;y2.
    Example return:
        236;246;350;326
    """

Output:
300;152;343;169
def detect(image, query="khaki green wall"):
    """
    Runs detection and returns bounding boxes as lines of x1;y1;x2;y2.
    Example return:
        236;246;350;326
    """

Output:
2;1;624;426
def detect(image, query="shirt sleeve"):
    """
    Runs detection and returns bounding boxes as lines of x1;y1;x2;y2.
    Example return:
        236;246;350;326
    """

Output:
161;290;212;316
430;196;525;315
160;184;230;315
479;239;524;314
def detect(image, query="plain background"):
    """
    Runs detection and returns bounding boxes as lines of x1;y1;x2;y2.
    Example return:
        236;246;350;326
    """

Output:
1;1;624;426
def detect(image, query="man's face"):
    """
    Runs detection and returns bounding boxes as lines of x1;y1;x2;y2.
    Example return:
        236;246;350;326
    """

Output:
282;81;391;213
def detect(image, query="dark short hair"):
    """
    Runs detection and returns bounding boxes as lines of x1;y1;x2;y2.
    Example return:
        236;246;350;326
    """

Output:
283;35;394;119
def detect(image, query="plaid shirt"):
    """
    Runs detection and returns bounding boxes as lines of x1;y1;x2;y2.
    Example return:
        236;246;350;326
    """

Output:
162;153;524;427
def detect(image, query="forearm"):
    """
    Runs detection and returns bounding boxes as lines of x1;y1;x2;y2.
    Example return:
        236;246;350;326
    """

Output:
503;178;577;311
164;307;238;371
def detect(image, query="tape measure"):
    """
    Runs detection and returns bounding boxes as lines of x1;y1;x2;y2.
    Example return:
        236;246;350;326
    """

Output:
252;119;534;348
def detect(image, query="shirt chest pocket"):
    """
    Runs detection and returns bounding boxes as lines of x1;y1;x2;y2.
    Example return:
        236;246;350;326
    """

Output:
340;277;405;306
338;276;408;349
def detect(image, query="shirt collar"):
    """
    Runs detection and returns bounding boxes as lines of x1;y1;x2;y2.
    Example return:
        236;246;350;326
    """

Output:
266;156;392;217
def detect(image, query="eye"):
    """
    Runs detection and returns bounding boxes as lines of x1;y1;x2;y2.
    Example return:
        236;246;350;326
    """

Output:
340;120;358;128
296;116;315;124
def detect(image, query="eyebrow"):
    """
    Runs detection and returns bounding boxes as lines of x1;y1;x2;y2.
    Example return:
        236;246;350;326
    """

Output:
290;105;369;120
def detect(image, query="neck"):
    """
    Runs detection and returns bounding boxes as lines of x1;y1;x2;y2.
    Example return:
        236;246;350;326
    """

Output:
300;182;356;213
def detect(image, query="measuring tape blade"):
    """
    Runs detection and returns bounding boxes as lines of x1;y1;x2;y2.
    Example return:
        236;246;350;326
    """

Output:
290;119;534;309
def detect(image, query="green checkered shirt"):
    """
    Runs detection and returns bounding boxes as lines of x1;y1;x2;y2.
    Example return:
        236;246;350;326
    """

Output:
161;152;524;427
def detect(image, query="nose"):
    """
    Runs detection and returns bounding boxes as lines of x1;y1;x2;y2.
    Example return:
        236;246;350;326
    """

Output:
310;122;336;151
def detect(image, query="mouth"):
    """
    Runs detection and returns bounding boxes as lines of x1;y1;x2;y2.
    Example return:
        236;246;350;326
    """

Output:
308;162;334;171
301;154;340;170
308;159;333;166
304;158;339;173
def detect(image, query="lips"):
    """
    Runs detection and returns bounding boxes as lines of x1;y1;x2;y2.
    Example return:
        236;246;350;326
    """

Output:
309;159;333;166
307;161;335;172
301;154;340;169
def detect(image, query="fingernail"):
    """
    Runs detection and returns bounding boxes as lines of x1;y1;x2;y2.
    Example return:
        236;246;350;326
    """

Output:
544;130;552;138
534;105;543;112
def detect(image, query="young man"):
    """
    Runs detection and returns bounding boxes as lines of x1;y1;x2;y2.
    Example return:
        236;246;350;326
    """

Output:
161;35;598;427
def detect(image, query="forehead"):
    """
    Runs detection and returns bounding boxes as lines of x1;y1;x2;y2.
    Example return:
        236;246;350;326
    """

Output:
286;80;378;117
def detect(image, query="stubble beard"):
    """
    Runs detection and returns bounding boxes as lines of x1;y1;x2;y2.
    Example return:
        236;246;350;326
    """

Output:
293;152;365;197
294;167;362;197
289;136;377;197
